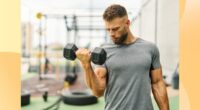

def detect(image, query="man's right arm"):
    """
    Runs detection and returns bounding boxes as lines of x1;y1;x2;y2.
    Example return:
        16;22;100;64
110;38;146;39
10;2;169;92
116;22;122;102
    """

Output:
82;64;107;97
76;48;107;97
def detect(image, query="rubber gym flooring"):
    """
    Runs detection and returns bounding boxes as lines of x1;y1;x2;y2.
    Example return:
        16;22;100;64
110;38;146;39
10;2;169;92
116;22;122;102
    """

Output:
21;73;179;110
21;95;179;110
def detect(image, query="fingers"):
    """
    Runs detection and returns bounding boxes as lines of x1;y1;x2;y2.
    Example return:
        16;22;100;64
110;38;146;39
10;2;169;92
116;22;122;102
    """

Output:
76;48;90;56
75;48;91;63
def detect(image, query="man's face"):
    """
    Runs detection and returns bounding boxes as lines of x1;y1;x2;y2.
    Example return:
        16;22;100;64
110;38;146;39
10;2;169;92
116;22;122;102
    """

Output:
105;17;129;45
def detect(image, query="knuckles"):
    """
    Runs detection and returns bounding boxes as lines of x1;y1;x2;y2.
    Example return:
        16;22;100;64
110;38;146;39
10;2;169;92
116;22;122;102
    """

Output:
76;49;90;58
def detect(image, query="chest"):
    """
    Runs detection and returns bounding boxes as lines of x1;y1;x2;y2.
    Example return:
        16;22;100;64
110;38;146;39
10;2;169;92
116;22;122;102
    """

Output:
106;47;152;73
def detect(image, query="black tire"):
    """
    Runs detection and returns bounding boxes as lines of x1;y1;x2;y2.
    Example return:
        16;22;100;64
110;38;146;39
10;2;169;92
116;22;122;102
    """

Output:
21;90;31;106
62;89;98;105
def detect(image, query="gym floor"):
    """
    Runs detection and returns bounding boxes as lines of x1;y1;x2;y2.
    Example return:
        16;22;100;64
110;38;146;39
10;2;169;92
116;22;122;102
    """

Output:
21;73;179;110
21;95;179;110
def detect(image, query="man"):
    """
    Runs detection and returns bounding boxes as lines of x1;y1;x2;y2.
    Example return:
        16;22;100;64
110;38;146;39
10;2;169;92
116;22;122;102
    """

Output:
76;4;169;110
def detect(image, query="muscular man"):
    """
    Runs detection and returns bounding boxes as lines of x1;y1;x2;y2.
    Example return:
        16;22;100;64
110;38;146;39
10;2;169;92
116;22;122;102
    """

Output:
76;4;169;110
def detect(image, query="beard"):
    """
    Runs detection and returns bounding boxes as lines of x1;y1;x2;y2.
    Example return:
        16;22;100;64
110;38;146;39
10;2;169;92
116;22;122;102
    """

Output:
113;32;128;45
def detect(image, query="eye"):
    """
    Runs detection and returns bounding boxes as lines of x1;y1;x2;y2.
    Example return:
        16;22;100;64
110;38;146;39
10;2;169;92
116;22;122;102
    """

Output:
106;28;110;32
112;27;120;31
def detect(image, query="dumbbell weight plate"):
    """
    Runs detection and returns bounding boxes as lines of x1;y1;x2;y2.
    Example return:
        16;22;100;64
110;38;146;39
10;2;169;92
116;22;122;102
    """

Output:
91;47;107;65
63;43;78;60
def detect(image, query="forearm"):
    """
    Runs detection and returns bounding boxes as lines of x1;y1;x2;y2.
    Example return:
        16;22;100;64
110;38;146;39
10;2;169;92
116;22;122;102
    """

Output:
152;80;169;110
81;63;104;97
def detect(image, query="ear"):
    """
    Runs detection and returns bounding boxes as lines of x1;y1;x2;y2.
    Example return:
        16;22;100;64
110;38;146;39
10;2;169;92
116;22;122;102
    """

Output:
126;19;130;26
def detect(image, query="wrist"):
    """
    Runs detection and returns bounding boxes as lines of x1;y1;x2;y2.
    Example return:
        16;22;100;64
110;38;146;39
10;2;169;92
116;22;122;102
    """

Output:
81;62;91;68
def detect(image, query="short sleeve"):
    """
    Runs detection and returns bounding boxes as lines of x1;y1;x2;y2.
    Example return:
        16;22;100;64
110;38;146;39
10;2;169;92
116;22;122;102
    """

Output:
150;45;161;70
92;62;107;70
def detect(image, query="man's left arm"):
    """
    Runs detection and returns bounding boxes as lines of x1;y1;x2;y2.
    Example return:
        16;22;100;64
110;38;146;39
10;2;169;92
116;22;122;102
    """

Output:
150;68;169;110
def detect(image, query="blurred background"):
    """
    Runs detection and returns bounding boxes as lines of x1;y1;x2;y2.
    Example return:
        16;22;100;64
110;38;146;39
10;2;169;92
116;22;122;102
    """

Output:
21;0;179;110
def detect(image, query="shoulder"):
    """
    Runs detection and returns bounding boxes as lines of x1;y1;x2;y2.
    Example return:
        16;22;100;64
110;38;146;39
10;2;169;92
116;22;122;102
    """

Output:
136;38;159;54
137;38;155;47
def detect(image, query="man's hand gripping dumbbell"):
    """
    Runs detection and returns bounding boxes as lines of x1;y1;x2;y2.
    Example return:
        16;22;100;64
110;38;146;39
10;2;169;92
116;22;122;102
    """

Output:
63;43;106;65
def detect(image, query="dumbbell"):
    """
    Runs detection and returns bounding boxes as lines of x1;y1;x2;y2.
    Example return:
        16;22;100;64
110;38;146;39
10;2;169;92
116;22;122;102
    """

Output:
63;43;106;65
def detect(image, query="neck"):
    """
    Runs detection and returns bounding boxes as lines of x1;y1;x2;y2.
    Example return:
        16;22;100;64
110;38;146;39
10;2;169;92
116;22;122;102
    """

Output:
123;32;137;44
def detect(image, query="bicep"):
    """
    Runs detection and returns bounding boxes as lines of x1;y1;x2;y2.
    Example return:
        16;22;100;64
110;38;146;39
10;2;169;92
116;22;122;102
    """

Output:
94;67;107;87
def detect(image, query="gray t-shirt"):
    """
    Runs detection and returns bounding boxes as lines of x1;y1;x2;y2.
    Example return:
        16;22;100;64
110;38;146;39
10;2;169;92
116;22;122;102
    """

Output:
101;38;161;110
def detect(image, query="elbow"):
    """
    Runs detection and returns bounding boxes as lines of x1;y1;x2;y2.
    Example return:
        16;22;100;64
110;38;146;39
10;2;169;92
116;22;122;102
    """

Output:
92;90;104;98
94;94;103;98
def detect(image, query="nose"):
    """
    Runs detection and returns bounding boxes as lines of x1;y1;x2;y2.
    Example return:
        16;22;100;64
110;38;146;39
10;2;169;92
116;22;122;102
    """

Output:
108;30;115;37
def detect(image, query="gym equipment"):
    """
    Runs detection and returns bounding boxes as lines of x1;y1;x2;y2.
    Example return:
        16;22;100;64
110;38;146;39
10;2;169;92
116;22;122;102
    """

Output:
62;89;98;105
43;91;48;102
43;89;97;110
21;88;49;106
63;43;107;65
63;44;78;60
65;73;77;85
21;90;31;106
43;96;63;110
36;12;43;20
172;64;179;89
91;47;107;65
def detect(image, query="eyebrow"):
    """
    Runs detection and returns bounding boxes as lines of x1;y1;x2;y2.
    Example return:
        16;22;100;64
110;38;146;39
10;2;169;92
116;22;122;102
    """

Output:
106;26;120;31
